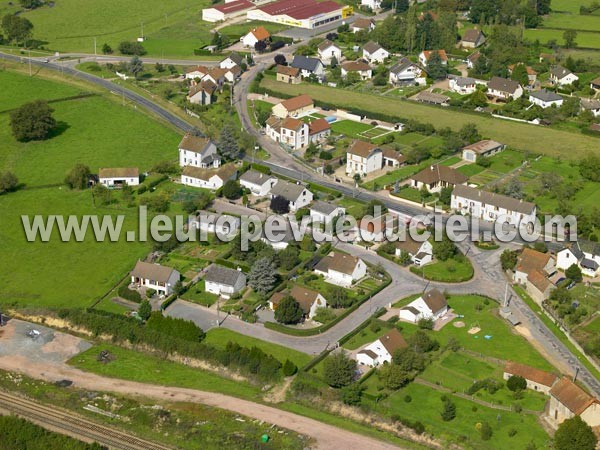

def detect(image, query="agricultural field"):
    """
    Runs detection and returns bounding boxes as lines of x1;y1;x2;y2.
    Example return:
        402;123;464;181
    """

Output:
524;28;600;49
260;78;600;159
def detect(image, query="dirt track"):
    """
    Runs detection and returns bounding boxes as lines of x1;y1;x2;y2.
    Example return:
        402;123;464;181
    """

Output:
0;355;404;450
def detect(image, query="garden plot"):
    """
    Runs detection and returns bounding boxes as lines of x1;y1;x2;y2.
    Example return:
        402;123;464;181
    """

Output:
358;126;393;140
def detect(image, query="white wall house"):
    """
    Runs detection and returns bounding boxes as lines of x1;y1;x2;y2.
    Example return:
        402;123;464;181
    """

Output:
394;235;433;266
241;26;270;48
461;139;506;162
418;49;448;67
269;285;327;320
363;41;389;64
190;211;240;238
389;58;425;86
239;169;278;196
582;99;600;117
220;53;244;69
269;180;313;211
314;252;367;287
265;116;309;150
360;0;382;10
309;201;345;224
99;168;139;188
548;378;600;428
503;361;558;395
451;185;537;228
448;75;478;95
317;40;342;65
557;241;600;277
181;164;237;191
513;248;556;305
341;61;372;80
399;289;448;323
131;261;180;296
529;90;563;109
356;328;407;367
346;140;383;175
487;76;523;101
179;134;221;169
204;265;246;298
550;66;579;86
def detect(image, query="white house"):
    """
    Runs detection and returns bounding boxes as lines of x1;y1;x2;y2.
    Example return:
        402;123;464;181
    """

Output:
202;0;254;23
529;90;563;109
239;169;278;196
179;134;221;169
317;40;342;65
394;233;433;266
448;75;477;95
341;61;372;80
360;0;382;11
581;98;600;117
557;241;600;277
220;52;244;70
272;94;314;118
204;264;246;298
399;289;448;323
356;328;408;367
461;139;506;162
308;118;331;144
346;140;383;175
185;65;209;81
466;51;481;70
265;116;309;150
352;17;375;34
269;285;327;320
513;248;556;305
290;55;325;79
487;76;523;101
548;377;600;428
310;201;345;224
503;361;558;395
98;168;139;188
418;49;448;67
241;26;270;48
131;261;180;296
410;165;468;194
187;81;217;106
190;211;240;238
389;58;425;86
314;252;367;287
362;41;389;64
549;66;579;86
270;180;313;211
181;164;237;190
451;184;536;228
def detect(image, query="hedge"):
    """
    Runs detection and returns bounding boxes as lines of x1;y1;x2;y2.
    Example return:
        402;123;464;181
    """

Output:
301;349;330;372
337;307;387;346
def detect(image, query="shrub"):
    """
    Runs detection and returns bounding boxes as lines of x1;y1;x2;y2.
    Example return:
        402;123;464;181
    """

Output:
118;282;142;303
480;422;493;441
404;394;412;403
508;428;518;437
282;359;298;376
507;375;527;392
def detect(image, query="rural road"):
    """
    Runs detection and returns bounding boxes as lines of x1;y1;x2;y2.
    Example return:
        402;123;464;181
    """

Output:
0;353;405;450
1;51;599;396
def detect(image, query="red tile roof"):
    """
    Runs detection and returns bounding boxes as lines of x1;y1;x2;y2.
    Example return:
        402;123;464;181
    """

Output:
249;26;270;41
212;0;254;13
257;0;342;20
550;378;600;414
504;361;558;387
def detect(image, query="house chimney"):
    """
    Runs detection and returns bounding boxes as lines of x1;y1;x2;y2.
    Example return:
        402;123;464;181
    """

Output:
430;165;434;171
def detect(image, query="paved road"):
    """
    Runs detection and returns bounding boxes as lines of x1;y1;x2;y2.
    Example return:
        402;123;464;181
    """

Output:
3;50;599;396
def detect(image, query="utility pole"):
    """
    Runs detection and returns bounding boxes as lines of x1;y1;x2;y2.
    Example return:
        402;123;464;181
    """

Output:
94;37;97;57
574;366;580;383
28;50;31;76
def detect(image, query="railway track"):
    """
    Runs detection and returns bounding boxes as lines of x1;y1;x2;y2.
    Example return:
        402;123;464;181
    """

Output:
0;391;173;450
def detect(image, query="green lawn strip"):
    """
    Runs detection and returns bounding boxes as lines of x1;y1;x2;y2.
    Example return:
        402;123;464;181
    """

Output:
204;328;312;367
459;163;486;177
410;258;474;283
439;156;461;166
218;21;288;39
68;344;262;400
342;320;394;350
277;402;430;450
513;286;600;380
330;120;373;137
524;28;600;49
361;158;438;190
181;279;219;306
372;384;551;449
260;78;600;159
337;197;366;217
487;149;526;173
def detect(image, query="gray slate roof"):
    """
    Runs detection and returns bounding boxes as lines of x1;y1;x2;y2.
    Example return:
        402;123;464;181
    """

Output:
291;55;323;72
270;179;308;202
453;184;536;215
310;200;340;215
449;75;476;86
204;264;245;287
550;65;573;80
487;76;521;94
530;89;562;102
390;57;416;74
240;169;274;186
363;41;383;54
131;261;178;283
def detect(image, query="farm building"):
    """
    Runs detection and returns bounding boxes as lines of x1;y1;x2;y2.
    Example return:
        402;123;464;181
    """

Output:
247;0;351;29
202;0;255;23
99;168;139;187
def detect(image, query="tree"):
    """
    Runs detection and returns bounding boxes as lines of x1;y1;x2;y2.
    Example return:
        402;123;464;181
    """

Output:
218;122;241;160
506;375;527;392
274;295;303;324
480;421;493;440
10;100;56;142
409;330;439;353
254;40;268;53
341;383;364;405
64;163;91;190
432;234;457;261
282;359;297;376
274;54;286;65
19;0;43;8
426;51;447;80
459;123;481;145
439;186;453;205
270;195;290;214
138;300;152;321
379;363;411;390
222;180;242;199
468;89;488;107
566;264;583;283
555;416;597;450
323;352;356;388
504;177;524;199
511;63;530;88
128;55;144;78
330;55;338;68
328;285;350;308
0;171;18;194
500;249;519;270
101;43;113;54
563;30;578;48
248;257;277;295
118;41;146;55
580;155;600;182
1;14;33;45
440;397;456;421
278;245;299;270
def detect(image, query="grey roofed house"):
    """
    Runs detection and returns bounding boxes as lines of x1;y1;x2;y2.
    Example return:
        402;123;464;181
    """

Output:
449;74;477;86
223;52;244;66
363;40;383;54
131;261;178;283
239;169;274;186
462;139;505;155
487;76;521;94
462;28;486;46
291;55;323;73
550;65;573;80
582;98;600;110
390;57;417;74
270;179;307;202
310;200;340;215
314;252;360;275
530;89;562;102
204;264;245;287
453;184;536;215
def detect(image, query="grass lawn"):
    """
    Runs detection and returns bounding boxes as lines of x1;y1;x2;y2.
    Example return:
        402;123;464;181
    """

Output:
204;328;312;367
6;0;213;57
459;163;486;178
330;120;373;137
337;197;366;217
181;279;219;307
487;149;525;173
362;158;436;190
260;78;600;159
218;21;288;39
524;28;600;49
395;187;433;204
372;383;550;449
0;71;83;112
343;320;394;350
440;156;461;166
68;344;261;399
410;257;474;283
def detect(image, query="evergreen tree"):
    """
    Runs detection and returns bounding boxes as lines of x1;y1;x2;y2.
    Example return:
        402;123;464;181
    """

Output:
274;295;303;324
555;416;597;450
218;122;241;160
138;300;152;321
440;397;456;421
323;352;356;388
248;257;277;295
128;55;144;78
566;264;583;283
426;51;447;80
506;375;527;391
